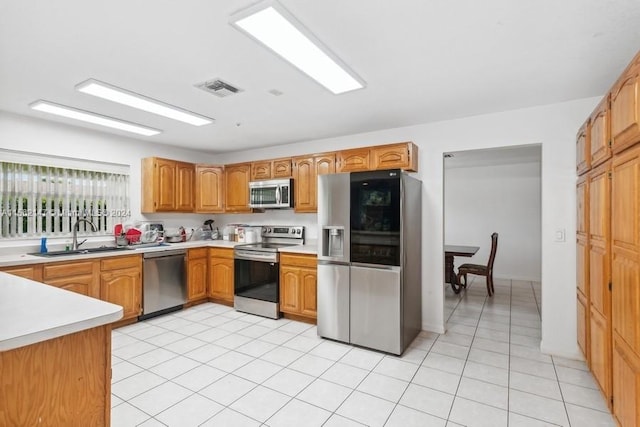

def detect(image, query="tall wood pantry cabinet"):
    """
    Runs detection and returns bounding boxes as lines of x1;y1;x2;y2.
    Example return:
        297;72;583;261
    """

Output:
576;49;640;426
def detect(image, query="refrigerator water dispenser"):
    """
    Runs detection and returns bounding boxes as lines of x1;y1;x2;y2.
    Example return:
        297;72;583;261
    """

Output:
322;226;344;258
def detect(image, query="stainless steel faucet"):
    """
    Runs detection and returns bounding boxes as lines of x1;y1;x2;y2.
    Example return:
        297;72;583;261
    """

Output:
72;218;98;250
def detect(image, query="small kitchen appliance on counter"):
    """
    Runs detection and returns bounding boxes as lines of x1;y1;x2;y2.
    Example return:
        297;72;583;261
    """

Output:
233;226;304;319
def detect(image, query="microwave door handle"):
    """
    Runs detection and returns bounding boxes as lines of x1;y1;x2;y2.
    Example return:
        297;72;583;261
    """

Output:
275;186;281;205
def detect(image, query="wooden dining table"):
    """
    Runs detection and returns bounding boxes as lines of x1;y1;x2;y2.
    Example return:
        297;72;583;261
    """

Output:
445;244;480;293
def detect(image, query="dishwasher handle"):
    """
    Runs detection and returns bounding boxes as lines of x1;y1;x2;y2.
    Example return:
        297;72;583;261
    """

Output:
143;249;187;259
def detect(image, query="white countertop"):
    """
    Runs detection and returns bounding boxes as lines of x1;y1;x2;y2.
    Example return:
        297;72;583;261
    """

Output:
0;239;317;267
0;272;123;352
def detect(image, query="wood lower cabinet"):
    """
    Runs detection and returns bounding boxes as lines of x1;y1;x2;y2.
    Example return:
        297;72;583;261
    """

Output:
100;255;142;321
279;253;317;320
613;335;640;427
0;325;112;426
43;260;99;298
142;157;195;212
293;153;336;213
1;264;43;282
611;61;640;154
577;174;590;362
195;165;224;213
588;161;612;403
577;120;591;175
209;248;234;303
225;163;251;213
187;248;208;302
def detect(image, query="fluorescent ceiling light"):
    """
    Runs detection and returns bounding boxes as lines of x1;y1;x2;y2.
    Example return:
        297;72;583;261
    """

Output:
230;0;365;94
29;100;161;136
76;79;214;126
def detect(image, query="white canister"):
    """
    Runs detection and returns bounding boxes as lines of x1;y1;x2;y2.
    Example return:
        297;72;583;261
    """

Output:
245;230;257;243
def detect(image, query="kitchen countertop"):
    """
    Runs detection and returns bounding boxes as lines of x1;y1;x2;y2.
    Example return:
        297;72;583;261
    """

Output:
0;239;318;267
0;272;123;352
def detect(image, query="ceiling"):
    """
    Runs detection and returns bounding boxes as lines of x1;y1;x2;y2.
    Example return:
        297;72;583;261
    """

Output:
1;1;639;154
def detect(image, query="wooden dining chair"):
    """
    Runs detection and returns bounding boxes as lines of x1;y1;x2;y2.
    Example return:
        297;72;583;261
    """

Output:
456;233;498;296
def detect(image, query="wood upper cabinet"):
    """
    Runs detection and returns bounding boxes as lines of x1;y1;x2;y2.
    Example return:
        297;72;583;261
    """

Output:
251;158;292;181
43;260;99;298
142;157;195;212
209;248;234;303
588;161;612;402
1;264;43;282
225;163;251;213
100;255;142;321
187;248;208;302
577;175;590;362
293;153;336;213
371;142;419;172
195;165;224;213
279;253;317;320
577;120;591;175
337;148;370;172
611;145;640;356
590;96;611;168
611;59;640;154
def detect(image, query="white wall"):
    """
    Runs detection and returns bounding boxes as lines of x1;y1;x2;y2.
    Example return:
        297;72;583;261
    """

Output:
0;96;600;358
0;112;218;249
217;96;600;359
444;161;542;281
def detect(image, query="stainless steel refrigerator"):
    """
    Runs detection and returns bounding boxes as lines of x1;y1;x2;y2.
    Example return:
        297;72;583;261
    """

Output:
317;169;422;355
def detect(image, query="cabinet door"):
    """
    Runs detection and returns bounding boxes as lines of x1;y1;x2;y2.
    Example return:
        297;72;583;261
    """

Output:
225;163;251;213
101;268;142;320
175;162;195;211
46;274;95;297
209;257;234;302
195;165;224;213
1;264;42;281
577;121;591;175
371;142;417;171
337;148;370;172
612;145;640;355
613;335;640;427
293;156;316;212
590;97;611;168
300;267;317;318
188;256;208;302
577;290;589;362
273;158;292;178
251;161;272;181
280;266;301;314
611;67;640;153
588;162;611;401
316;154;336;176
156;158;176;211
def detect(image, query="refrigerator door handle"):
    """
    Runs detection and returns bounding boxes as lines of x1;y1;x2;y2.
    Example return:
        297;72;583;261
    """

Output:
318;259;349;266
351;262;401;271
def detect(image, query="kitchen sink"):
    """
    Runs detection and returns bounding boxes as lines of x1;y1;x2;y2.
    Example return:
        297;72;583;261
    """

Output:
30;246;132;257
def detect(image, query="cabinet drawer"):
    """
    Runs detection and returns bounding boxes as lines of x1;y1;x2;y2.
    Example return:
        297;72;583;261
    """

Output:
281;253;317;268
189;248;208;259
210;247;234;259
44;260;96;280
100;255;141;271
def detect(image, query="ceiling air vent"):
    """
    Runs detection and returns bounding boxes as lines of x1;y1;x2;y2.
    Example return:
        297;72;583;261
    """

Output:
195;79;243;98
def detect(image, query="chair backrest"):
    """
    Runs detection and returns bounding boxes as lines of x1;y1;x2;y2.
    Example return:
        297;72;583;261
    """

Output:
487;232;499;272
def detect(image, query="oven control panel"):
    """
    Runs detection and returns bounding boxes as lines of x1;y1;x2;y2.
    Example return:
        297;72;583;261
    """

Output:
262;226;304;239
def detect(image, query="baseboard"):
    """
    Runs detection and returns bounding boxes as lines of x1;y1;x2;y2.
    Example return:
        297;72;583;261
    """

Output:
422;321;445;334
540;340;585;361
494;274;541;282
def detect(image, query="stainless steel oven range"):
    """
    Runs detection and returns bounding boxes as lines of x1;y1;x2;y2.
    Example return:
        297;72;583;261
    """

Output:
234;226;304;319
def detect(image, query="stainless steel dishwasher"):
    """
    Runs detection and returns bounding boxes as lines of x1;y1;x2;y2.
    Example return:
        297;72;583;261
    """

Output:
139;249;187;320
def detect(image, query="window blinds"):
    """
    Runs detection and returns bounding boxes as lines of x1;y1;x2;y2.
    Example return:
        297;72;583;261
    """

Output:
0;162;130;238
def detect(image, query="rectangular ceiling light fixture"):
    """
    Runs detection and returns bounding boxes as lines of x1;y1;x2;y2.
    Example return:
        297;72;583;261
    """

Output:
29;100;161;136
76;79;214;126
229;0;365;94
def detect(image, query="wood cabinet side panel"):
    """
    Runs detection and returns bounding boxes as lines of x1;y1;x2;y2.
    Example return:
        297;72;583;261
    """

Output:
0;326;110;427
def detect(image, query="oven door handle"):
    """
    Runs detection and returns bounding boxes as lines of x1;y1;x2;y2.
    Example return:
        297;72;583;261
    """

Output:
235;250;278;262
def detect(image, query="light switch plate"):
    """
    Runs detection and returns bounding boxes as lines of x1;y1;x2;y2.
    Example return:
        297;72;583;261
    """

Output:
555;229;566;242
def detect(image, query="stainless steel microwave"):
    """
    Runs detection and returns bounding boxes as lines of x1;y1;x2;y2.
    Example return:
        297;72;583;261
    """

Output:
249;178;293;209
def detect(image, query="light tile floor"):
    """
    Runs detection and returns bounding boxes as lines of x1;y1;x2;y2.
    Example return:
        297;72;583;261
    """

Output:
111;278;614;426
